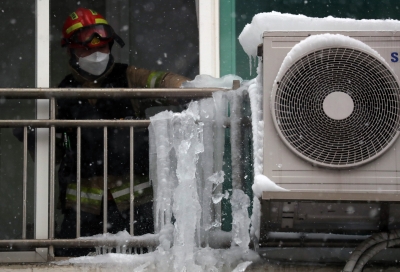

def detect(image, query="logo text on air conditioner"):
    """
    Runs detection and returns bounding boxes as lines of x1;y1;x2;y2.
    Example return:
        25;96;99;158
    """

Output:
391;52;399;63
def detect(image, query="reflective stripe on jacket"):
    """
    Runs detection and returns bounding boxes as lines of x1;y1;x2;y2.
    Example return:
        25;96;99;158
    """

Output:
110;182;130;212
66;183;103;214
65;175;153;214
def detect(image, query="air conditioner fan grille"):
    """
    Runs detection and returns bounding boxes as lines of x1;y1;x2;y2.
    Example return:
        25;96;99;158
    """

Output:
274;47;400;167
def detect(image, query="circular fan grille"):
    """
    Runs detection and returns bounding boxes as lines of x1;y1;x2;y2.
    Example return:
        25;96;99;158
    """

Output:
273;47;400;168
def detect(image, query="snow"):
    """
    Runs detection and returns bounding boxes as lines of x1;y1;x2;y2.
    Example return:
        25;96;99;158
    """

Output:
57;246;259;271
238;11;400;58
79;230;159;255
182;74;243;88
252;175;288;198
247;79;263;177
250;197;261;241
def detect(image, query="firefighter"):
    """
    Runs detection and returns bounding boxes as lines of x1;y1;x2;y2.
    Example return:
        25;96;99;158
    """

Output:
56;7;190;255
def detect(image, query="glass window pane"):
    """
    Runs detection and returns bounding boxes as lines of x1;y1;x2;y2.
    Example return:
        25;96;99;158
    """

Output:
0;1;35;88
0;0;36;240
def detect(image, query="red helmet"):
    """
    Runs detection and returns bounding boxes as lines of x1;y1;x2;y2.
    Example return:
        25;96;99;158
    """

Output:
61;8;124;49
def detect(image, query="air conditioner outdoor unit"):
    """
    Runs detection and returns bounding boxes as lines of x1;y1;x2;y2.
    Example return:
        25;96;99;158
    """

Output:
259;31;400;237
263;31;400;192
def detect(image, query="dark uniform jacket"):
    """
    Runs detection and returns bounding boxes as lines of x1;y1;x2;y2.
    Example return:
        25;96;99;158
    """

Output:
57;63;189;214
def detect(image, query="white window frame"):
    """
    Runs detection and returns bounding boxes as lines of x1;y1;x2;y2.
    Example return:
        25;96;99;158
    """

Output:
0;0;49;263
198;0;220;77
35;0;50;261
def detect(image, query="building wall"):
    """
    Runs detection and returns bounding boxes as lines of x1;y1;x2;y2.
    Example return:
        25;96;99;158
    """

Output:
220;0;400;79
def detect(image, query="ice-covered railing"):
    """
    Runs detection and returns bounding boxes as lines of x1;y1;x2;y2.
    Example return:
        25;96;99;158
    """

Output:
150;74;253;239
145;75;260;270
0;87;229;263
55;76;260;271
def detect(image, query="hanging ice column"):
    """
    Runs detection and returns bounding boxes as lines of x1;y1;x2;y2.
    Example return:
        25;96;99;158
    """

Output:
149;77;254;262
171;102;203;271
149;90;231;239
149;111;177;232
198;98;217;245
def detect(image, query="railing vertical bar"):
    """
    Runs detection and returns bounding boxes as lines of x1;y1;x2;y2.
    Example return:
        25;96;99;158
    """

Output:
76;126;81;238
103;126;108;234
49;97;56;257
22;126;28;239
230;92;243;190
130;126;134;236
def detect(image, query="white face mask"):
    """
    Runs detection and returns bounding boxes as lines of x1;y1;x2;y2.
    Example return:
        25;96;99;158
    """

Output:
78;51;109;76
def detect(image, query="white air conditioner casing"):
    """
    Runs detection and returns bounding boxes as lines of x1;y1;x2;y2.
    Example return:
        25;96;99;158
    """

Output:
263;31;400;193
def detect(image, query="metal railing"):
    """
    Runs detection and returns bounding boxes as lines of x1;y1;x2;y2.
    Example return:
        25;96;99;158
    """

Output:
0;88;223;260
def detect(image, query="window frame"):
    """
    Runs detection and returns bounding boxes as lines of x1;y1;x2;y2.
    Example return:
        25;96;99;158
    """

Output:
1;0;52;263
34;0;50;260
198;0;220;77
1;0;220;262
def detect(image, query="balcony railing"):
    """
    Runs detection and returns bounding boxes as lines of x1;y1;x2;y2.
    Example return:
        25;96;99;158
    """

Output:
0;88;228;262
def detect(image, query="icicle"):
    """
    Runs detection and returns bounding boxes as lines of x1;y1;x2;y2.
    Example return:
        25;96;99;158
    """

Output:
249;55;253;76
212;91;227;172
248;75;263;176
231;189;251;250
148;124;158;223
150;111;174;232
210;171;225;192
212;91;228;228
171;102;203;272
230;89;244;190
146;81;258;271
211;193;224;204
199;98;215;246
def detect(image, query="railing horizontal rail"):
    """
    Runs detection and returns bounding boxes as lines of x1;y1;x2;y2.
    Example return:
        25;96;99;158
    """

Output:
0;229;233;249
0;88;224;99
0;119;251;128
0;120;150;128
0;238;159;249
